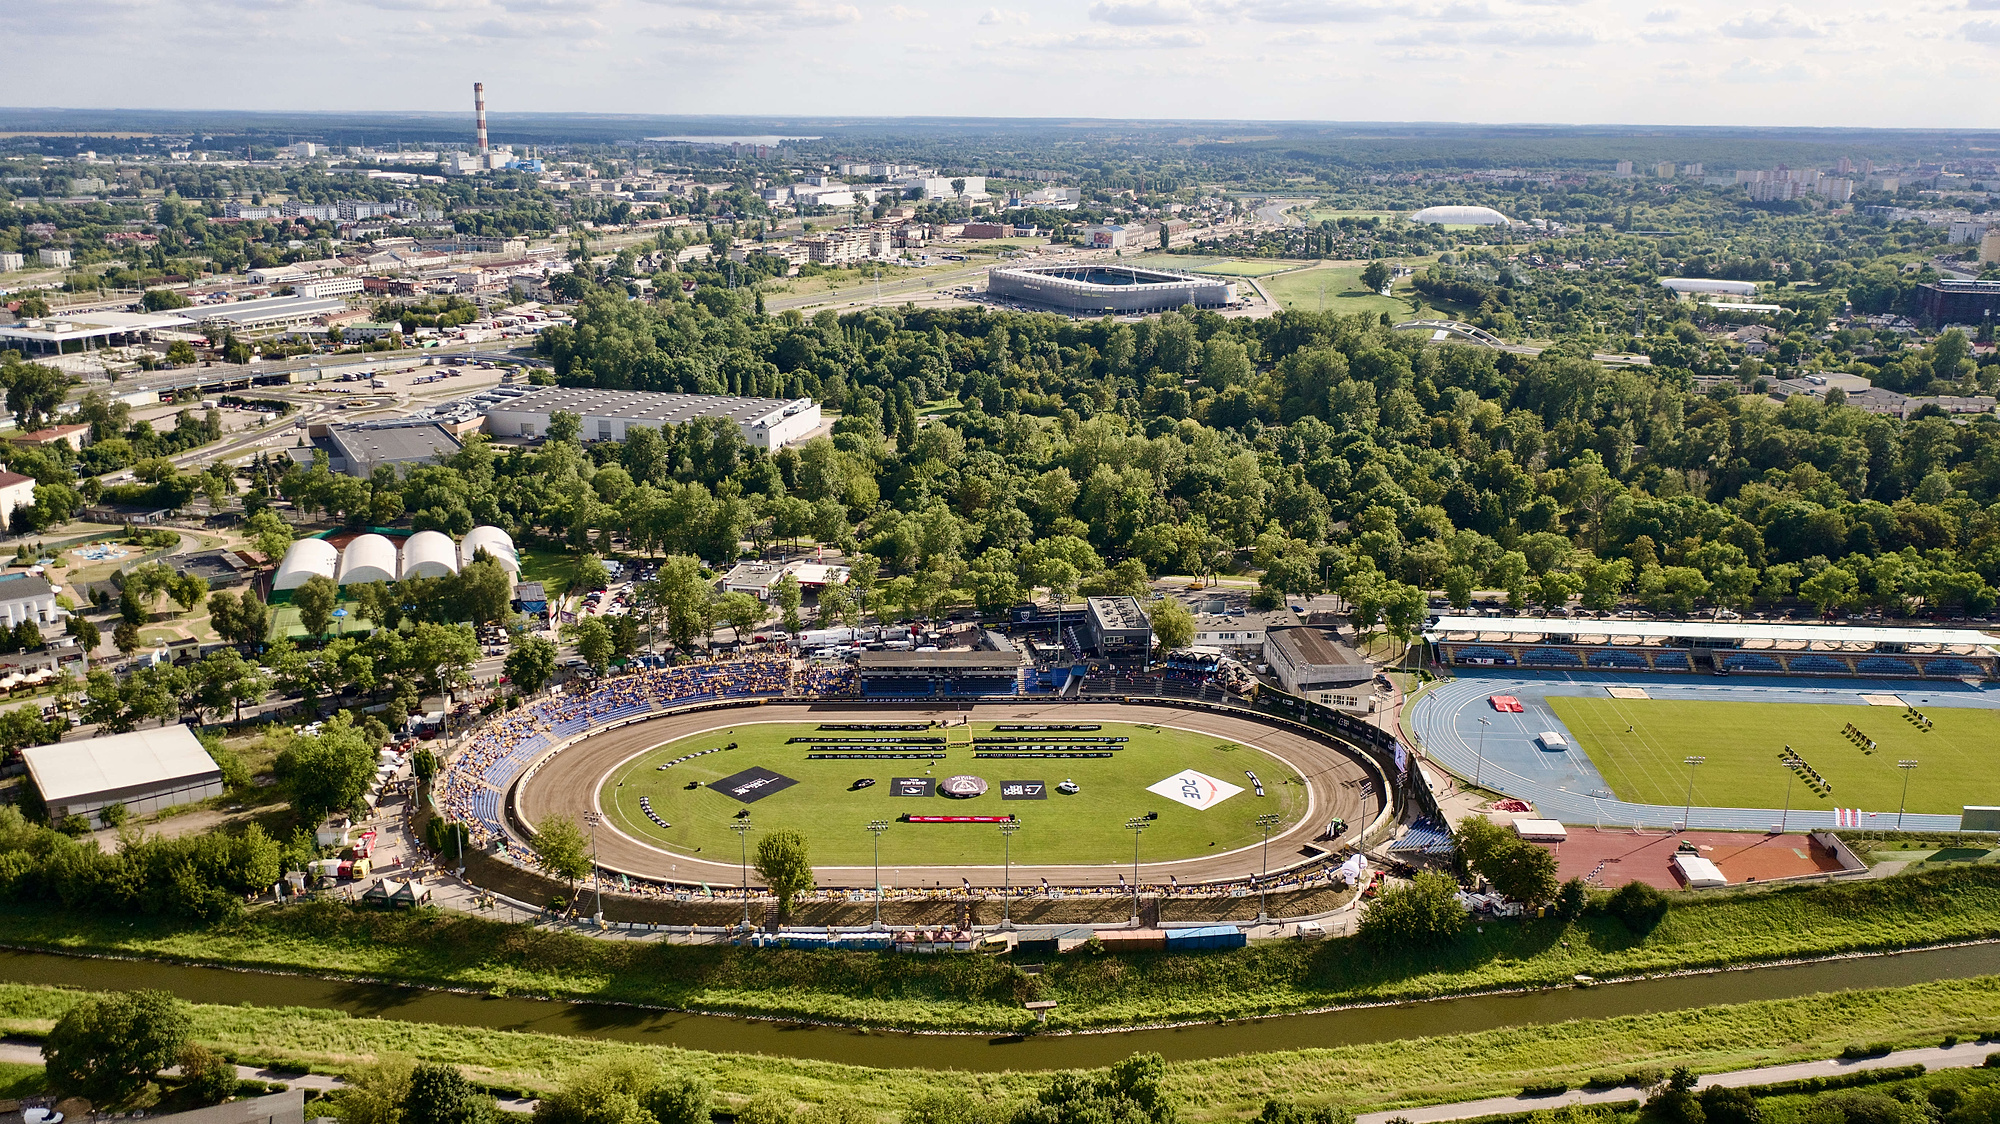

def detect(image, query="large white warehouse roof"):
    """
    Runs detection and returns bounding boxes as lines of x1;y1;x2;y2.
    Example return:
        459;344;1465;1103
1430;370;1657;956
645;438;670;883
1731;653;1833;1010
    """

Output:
336;534;398;585
400;530;459;580
273;539;339;591
1411;206;1511;225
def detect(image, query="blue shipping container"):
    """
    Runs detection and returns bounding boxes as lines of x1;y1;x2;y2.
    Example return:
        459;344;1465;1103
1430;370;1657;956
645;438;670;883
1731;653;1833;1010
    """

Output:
1163;925;1246;951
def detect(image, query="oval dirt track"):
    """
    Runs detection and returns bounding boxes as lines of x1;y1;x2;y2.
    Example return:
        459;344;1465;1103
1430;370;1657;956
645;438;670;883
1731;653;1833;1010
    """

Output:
515;700;1387;888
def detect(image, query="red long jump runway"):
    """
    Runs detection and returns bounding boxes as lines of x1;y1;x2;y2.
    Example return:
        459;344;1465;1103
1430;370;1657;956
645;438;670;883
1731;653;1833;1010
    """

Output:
1541;827;1847;891
513;701;1385;889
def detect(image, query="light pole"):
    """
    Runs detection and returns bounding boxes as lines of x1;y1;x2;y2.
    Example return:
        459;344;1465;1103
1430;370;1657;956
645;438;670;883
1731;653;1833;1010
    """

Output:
1255;812;1282;923
866;819;890;930
1124;816;1149;924
730;818;754;930
1779;758;1795;835
999;818;1022;929
1681;756;1706;832
1897;760;1919;829
1474;717;1491;789
583;811;602;924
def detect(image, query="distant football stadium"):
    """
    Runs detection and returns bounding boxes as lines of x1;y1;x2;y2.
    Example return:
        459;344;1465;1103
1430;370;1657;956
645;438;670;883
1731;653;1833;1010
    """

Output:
986;263;1237;314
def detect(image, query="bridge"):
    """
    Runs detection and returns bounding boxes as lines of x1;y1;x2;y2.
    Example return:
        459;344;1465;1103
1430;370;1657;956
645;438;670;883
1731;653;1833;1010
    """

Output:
1393;320;1652;367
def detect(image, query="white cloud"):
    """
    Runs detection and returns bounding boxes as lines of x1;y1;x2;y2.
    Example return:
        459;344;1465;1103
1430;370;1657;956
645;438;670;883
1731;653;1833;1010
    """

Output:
979;7;1029;23
1009;26;1208;47
1089;0;1197;24
1965;17;2000;37
1425;0;1497;18
883;3;926;16
1719;6;1829;38
1238;1;1389;23
1720;56;1817;80
1644;6;1684;21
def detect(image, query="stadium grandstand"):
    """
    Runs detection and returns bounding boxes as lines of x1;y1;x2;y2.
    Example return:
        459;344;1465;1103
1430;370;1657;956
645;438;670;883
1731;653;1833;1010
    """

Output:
986;263;1235;314
1426;616;2000;680
857;650;1027;698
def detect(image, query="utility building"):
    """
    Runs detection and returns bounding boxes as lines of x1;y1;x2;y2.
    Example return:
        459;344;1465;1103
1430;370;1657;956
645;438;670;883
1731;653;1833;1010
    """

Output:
481;387;820;452
23;725;224;825
1083;596;1153;660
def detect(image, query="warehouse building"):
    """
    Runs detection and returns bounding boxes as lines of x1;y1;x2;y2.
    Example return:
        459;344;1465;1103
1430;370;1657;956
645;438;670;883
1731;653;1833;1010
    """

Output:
286;421;462;478
987;263;1235;314
23;725;224;825
197;296;353;334
1264;626;1375;709
481;387;821;452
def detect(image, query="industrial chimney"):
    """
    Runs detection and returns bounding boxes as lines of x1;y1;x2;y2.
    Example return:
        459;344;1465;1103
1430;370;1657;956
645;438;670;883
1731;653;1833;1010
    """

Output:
474;82;489;157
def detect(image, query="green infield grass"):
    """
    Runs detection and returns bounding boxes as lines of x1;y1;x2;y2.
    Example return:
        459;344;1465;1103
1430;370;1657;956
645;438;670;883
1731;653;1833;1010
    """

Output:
1261;263;1436;319
1133;254;1310;277
1546;697;2000;815
600;720;1303;868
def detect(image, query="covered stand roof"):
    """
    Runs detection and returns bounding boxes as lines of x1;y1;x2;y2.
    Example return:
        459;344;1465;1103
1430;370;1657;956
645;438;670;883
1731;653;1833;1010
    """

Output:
1425;615;2000;652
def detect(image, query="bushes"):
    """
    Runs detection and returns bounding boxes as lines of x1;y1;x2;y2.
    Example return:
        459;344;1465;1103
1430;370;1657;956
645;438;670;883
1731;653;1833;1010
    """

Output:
1600;881;1671;935
0;805;287;922
1839;1043;1896;1060
1358;871;1466;948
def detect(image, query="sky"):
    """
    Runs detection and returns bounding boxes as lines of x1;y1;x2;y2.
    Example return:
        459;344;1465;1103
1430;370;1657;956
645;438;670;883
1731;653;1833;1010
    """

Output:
7;0;2000;128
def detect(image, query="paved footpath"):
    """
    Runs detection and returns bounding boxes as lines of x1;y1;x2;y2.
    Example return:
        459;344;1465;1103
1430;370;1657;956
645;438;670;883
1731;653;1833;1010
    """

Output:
1356;1040;1997;1124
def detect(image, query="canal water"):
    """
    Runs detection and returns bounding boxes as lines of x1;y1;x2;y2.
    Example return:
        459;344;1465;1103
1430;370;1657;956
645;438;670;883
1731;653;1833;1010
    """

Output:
0;944;1993;1070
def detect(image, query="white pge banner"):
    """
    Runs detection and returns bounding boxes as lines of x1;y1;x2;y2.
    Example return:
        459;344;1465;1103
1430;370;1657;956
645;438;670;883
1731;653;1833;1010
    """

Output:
1147;769;1245;811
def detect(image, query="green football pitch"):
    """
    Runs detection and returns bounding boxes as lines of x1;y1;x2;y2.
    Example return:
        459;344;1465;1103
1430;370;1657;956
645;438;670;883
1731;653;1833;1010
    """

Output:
1547;697;2000;815
599;721;1304;868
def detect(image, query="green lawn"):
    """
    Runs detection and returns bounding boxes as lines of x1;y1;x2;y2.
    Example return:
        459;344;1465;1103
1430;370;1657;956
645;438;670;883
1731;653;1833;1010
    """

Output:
1547;697;2000;815
1134;254;1310;277
603;720;1302;868
1302;209;1402;223
1261;263;1429;319
516;546;580;601
267;602;379;642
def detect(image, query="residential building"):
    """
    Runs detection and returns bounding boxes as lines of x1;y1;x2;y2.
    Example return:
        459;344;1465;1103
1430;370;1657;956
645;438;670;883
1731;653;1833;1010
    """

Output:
0;253;23;272
36;248;72;268
7;424;90;452
0;471;38;530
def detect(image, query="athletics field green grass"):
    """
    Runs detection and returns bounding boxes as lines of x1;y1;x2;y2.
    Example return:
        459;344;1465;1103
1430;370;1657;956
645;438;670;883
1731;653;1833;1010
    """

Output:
600;720;1303;869
1547;697;2000;815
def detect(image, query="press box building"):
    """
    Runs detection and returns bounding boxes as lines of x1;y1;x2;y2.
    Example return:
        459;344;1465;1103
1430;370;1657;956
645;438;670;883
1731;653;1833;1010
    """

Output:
481;387;821;452
1083;596;1153;659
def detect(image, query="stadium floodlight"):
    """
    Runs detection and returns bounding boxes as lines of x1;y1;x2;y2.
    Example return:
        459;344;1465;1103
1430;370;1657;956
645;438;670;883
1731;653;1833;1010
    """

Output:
1255;812;1282;923
1124;816;1149;923
1897;761;1919;829
730;818;754;930
1475;718;1491;789
866;820;890;930
583;811;603;924
1681;756;1706;832
999;818;1022;929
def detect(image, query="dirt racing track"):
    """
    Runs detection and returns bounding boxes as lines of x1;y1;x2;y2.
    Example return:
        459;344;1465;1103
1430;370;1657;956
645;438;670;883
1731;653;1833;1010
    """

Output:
511;700;1390;889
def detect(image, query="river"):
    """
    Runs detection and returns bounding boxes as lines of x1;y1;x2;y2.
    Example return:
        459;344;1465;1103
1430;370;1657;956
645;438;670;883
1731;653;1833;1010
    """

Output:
0;944;1994;1071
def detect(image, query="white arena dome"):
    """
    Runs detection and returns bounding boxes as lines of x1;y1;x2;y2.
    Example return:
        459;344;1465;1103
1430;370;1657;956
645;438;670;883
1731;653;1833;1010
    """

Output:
400;530;460;580
1410;205;1511;225
1660;278;1758;296
459;525;521;575
336;534;398;586
273;539;339;591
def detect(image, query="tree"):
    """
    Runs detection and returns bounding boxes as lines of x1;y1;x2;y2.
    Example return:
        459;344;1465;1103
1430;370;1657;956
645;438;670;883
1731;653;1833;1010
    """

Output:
1604;880;1671;934
1360;261;1393;294
193;648;271;723
534;1058;661;1124
815;581;853;627
506;634;558;695
246;508;294;562
1016;1052;1176;1124
534;814;592;895
295;573;338;638
404;1063;492;1124
715;591;763;644
547;410;583;445
165;340;198;366
1799;565;1860;617
648;1077;714;1124
575;554;610;593
44;989;191;1107
65;614;100;657
574;617;613;673
1357;870;1465;948
142;287;194;312
177;1043;239;1107
1147;595;1195;652
754;828;814;914
114;620;142;657
1;360;71;432
1482;837;1560;906
275;713;379;821
774;573;803;634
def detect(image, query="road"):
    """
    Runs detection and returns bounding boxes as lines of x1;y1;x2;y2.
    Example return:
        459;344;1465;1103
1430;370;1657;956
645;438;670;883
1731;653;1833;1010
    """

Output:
1254;198;1315;226
514;699;1384;890
1355;1039;2000;1124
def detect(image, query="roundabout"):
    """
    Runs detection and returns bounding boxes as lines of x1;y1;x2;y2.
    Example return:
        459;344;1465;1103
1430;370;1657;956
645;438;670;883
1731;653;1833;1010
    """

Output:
512;701;1389;889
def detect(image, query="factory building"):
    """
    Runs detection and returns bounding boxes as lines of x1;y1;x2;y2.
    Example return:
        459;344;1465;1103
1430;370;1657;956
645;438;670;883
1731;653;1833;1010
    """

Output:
481;387;821;452
198;295;353;334
286;422;463;478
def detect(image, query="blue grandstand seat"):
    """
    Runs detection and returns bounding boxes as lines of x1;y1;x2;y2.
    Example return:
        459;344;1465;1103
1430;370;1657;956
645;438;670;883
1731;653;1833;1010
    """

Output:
1523;647;1582;666
1722;653;1782;672
1387;817;1456;856
1856;656;1920;677
1652;652;1691;670
1923;658;1988;679
1787;655;1850;674
1587;650;1649;669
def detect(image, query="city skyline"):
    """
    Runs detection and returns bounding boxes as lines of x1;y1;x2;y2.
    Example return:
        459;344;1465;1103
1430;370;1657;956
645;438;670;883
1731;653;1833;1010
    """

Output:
10;0;2000;129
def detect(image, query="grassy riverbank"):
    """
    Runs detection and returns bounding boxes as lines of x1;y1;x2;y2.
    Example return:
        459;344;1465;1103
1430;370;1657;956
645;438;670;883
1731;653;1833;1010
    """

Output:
3;866;1999;1032
3;978;2000;1121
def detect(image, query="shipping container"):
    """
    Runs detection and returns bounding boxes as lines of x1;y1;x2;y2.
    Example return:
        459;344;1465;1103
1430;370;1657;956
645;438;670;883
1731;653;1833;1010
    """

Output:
1163;925;1246;951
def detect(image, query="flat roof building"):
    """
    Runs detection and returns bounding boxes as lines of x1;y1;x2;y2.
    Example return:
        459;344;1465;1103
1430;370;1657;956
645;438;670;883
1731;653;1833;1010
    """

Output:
1919;280;2000;328
198;295;353;334
0;310;195;356
481;386;821;452
1264;626;1374;707
23;724;224;824
288;422;462;478
1083;595;1153;660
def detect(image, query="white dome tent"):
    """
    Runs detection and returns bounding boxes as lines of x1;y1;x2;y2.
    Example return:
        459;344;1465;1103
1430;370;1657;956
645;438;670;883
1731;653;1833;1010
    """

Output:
459;525;520;576
1410;205;1511;226
273;539;339;591
400;530;460;580
335;534;398;586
